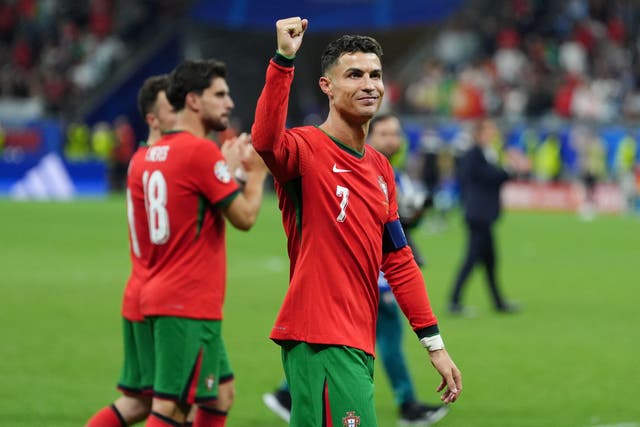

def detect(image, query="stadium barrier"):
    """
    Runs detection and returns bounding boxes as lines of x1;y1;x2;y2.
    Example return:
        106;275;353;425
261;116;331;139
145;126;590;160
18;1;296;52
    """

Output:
502;181;624;213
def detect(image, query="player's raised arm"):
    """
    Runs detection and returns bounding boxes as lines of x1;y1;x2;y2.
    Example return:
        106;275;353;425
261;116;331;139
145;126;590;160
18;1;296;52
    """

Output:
251;17;308;183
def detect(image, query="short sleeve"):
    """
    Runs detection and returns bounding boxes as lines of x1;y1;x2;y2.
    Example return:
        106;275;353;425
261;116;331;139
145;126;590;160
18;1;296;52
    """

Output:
190;141;240;207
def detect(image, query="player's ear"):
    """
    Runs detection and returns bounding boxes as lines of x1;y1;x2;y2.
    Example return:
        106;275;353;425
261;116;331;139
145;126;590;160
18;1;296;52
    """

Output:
185;91;200;111
145;112;156;129
319;76;332;97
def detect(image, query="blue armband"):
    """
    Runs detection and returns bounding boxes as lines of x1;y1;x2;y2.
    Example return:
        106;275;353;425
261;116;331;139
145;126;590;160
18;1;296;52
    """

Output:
382;219;408;253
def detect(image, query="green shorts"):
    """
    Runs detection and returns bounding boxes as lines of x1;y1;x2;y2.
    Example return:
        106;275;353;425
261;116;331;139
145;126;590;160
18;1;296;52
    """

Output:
118;317;154;396
150;316;232;404
282;342;377;427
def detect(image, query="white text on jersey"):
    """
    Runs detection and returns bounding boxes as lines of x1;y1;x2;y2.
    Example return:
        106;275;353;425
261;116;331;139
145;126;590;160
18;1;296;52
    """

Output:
146;146;170;162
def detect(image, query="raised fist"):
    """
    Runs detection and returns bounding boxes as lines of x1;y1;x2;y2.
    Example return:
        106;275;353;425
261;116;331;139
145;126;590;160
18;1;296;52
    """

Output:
276;17;308;58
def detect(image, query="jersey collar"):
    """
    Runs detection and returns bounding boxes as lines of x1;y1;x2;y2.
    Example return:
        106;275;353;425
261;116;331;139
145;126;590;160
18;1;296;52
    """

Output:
316;126;365;159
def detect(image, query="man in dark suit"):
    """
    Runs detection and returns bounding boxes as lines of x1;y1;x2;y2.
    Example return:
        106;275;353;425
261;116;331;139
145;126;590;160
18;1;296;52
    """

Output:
449;119;529;314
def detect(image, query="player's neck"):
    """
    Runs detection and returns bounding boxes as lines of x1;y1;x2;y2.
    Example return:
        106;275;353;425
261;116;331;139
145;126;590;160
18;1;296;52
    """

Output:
174;112;207;139
146;129;162;146
319;115;368;153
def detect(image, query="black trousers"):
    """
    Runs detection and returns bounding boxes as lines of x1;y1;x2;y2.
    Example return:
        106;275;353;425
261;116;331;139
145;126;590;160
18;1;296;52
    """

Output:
450;219;505;308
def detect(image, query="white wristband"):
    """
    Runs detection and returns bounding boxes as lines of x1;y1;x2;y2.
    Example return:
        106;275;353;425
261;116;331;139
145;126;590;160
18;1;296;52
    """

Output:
420;334;445;351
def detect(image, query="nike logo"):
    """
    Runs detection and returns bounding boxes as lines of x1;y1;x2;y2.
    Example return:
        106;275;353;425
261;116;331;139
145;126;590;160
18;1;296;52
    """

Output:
332;163;352;173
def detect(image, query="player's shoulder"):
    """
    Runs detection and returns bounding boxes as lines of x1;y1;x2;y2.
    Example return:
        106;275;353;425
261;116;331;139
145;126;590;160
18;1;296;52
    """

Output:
281;126;324;155
366;145;393;171
131;143;149;159
161;131;221;157
289;125;322;139
162;130;206;147
127;144;149;174
366;144;385;161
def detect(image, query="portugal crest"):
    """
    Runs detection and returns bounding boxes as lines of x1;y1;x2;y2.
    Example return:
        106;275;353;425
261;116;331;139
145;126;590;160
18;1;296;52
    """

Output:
377;176;388;202
342;411;360;427
206;375;216;391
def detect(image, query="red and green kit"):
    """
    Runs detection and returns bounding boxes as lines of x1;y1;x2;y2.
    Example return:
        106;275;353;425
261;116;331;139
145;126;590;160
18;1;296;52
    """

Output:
252;57;440;357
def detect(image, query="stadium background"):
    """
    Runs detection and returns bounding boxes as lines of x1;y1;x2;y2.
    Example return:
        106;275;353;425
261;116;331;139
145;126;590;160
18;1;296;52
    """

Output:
0;1;639;426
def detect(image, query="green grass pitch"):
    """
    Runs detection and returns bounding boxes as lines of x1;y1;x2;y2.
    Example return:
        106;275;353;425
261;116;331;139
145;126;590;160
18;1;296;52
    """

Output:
0;194;638;426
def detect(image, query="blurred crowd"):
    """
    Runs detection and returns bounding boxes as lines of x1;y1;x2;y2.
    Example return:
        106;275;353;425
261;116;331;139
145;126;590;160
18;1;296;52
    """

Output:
0;0;182;114
1;0;639;202
58;116;239;192
401;0;640;123
62;116;135;190
399;119;639;216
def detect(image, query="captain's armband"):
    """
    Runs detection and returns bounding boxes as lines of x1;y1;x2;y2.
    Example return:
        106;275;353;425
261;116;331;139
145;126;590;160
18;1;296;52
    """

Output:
382;219;407;253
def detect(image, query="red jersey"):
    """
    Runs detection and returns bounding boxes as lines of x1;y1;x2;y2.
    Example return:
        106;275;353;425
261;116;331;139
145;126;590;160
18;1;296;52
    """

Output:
131;131;240;320
122;144;150;321
252;58;438;356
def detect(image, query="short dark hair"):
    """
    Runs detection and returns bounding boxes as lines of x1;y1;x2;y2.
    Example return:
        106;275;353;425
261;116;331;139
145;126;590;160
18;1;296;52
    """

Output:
137;75;169;118
320;35;383;75
369;112;398;134
166;59;227;110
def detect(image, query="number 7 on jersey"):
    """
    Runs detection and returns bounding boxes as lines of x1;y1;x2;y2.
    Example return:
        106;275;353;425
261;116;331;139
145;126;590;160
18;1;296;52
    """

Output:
335;185;349;222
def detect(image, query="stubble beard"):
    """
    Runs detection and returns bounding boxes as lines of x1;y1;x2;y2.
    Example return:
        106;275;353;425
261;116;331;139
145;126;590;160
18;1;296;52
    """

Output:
203;116;228;133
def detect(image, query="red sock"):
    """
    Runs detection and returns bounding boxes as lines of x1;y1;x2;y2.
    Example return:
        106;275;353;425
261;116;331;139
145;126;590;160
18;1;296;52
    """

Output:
145;412;181;427
193;407;227;427
85;405;125;427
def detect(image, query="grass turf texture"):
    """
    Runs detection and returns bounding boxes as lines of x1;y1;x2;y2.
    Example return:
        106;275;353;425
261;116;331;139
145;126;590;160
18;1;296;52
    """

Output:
0;194;638;427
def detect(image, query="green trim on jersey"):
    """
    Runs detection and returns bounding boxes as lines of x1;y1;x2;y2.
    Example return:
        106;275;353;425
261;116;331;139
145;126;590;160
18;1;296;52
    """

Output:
196;196;207;238
316;126;365;158
196;189;239;238
138;141;148;148
283;178;303;236
213;189;240;209
161;130;186;135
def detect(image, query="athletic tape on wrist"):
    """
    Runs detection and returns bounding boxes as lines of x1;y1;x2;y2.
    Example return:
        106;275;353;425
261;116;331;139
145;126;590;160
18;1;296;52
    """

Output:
420;334;445;351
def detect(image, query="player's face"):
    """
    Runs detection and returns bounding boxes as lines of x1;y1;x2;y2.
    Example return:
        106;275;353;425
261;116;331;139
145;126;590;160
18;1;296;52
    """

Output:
368;116;402;158
200;77;234;132
321;52;384;123
153;91;177;132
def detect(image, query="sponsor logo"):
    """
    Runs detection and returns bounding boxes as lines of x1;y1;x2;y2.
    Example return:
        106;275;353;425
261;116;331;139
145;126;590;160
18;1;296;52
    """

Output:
214;160;232;183
332;163;352;173
342;411;360;427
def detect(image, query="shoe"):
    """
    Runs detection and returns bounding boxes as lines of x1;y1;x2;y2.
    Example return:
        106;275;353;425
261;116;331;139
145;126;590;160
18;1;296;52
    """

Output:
399;401;449;426
496;301;521;314
448;303;476;318
262;389;291;423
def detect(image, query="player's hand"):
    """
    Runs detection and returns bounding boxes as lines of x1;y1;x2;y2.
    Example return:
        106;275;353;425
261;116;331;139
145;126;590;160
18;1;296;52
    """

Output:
428;348;462;404
276;17;308;58
220;133;246;176
242;142;268;176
